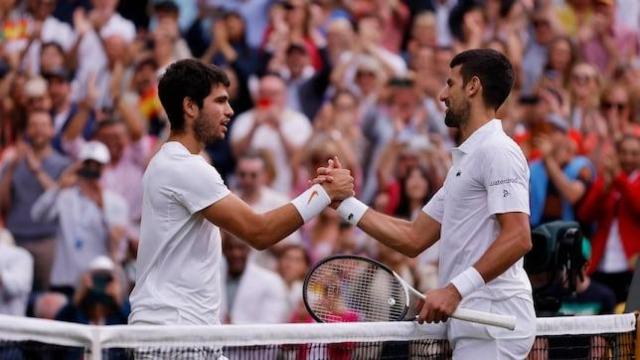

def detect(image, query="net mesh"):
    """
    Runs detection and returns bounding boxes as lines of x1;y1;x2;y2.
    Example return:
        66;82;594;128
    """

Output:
0;314;636;360
304;257;409;322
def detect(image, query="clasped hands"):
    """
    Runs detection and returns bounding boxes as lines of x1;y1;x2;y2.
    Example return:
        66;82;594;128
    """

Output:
311;156;354;206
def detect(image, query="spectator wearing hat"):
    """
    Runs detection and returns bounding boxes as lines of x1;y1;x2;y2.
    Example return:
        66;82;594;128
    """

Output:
0;229;33;316
578;135;640;303
0;110;70;291
31;140;129;298
62;81;148;234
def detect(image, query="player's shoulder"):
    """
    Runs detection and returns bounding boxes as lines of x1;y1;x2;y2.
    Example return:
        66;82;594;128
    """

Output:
145;145;223;186
478;131;526;162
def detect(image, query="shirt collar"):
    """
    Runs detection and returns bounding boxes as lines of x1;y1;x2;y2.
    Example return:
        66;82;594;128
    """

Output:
455;119;503;155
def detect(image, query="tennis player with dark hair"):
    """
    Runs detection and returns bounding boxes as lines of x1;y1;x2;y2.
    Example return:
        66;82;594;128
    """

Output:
128;59;354;326
316;49;535;358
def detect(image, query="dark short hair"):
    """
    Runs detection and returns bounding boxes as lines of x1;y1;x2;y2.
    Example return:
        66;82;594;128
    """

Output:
154;1;179;14
449;48;514;110
158;59;230;132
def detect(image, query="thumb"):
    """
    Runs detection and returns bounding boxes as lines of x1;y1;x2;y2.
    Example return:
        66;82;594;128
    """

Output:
326;158;335;170
332;156;343;169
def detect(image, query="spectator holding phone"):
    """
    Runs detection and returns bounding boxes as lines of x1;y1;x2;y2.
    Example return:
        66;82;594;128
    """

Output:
31;141;129;298
55;255;129;325
230;74;312;194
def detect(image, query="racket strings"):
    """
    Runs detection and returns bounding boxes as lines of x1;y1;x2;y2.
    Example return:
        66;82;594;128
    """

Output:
306;258;408;322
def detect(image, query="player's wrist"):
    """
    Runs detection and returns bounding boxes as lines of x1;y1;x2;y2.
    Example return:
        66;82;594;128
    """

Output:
336;197;368;226
291;184;331;223
450;267;485;298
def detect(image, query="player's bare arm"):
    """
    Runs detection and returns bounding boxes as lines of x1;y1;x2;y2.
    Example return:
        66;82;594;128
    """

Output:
474;212;532;283
416;212;531;323
313;163;440;256
202;165;354;250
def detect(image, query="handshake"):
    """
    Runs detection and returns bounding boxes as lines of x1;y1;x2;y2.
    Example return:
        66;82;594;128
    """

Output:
290;156;369;227
310;156;355;206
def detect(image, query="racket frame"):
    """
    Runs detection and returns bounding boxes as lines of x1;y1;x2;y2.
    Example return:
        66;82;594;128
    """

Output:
303;255;411;323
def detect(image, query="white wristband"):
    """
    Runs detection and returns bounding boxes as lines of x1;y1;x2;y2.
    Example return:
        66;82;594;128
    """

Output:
291;184;332;223
336;197;368;226
450;267;485;298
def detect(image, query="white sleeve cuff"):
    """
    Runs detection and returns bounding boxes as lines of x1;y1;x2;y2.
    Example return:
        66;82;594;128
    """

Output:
336;197;368;226
291;184;332;223
450;267;485;298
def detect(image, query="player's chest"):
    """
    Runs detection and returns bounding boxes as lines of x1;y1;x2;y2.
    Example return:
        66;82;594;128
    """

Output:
442;156;486;205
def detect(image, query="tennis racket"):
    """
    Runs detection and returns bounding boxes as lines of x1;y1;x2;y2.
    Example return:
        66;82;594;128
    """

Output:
303;255;516;330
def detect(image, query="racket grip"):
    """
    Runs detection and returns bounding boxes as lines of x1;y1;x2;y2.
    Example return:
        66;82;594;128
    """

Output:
452;308;516;331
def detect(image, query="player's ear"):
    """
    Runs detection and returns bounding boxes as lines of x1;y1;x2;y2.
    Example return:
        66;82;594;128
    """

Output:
467;76;481;98
183;97;198;119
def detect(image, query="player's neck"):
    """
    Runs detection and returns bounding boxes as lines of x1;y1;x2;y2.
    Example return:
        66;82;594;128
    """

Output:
458;108;496;143
168;132;203;154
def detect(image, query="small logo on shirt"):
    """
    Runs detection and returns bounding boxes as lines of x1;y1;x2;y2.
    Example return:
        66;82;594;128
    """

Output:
503;189;510;198
348;213;354;221
307;191;319;204
456;170;462;177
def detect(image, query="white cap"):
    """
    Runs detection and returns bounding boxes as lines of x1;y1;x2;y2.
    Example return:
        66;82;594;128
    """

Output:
79;141;111;164
88;255;115;272
25;77;48;98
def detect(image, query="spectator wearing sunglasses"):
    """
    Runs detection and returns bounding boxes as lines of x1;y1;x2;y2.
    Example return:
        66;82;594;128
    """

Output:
599;84;639;142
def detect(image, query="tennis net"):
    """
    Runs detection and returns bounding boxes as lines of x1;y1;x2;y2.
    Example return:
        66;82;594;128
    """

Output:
0;313;637;359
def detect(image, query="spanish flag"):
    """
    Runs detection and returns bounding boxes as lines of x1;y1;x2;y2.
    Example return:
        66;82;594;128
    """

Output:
2;18;29;41
138;86;162;121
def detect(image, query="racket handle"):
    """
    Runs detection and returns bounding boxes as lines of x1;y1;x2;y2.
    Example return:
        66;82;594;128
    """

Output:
452;308;516;331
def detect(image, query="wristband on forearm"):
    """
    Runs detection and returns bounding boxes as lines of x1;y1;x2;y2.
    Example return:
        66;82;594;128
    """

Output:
450;267;485;298
336;197;369;226
291;184;332;223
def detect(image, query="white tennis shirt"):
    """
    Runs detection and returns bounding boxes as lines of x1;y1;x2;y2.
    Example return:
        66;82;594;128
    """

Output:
129;142;230;325
423;119;532;301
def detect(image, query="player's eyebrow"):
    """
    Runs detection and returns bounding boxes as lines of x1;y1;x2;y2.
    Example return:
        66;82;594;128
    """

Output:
214;95;230;103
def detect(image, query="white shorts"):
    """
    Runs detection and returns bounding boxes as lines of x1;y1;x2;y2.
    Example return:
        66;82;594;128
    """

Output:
448;296;536;359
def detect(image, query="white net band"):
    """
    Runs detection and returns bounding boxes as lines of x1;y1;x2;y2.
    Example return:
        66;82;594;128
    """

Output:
0;313;637;359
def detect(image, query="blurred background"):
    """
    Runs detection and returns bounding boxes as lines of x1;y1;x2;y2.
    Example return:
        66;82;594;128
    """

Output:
0;0;639;327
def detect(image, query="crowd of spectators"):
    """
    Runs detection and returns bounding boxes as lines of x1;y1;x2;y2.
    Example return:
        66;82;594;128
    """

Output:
1;0;639;326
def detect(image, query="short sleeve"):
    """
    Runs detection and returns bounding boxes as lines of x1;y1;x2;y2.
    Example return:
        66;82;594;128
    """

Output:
482;146;530;215
422;187;445;223
172;157;231;214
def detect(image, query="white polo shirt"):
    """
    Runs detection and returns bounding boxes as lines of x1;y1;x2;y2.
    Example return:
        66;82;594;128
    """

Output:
423;119;532;301
129;142;230;325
